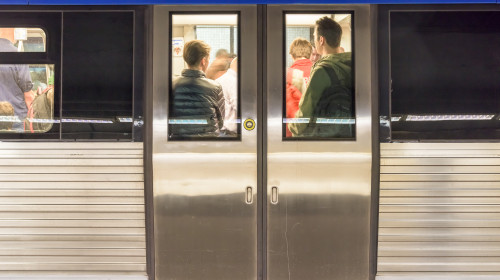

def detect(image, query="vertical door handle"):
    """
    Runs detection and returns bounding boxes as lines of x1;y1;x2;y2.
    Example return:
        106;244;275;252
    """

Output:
246;186;253;204
271;186;278;204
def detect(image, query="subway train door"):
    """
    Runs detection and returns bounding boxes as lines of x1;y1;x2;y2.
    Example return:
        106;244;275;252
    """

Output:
152;5;259;280
266;5;373;280
152;4;374;280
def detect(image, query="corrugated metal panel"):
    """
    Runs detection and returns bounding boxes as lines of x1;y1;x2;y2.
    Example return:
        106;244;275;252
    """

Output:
0;142;146;278
377;143;500;278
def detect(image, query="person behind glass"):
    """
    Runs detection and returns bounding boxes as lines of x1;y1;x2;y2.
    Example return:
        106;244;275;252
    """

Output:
216;57;238;135
0;29;34;131
206;49;233;80
309;46;321;64
169;40;225;138
289;16;353;138
0;101;15;131
286;38;313;137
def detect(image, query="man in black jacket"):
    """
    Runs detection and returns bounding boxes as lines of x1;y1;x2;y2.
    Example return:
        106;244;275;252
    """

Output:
169;40;225;138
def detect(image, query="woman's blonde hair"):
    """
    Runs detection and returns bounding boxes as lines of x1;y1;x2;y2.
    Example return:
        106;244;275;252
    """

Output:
289;38;313;59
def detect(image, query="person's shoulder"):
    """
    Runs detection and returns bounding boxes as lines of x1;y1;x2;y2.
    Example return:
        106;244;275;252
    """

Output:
200;77;223;93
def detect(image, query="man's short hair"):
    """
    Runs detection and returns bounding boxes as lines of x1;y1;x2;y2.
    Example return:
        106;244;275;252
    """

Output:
289;38;313;59
0;101;15;130
316;16;342;49
183;40;211;67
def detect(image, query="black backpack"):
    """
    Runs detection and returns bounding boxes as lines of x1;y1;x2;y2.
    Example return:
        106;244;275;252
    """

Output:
25;87;54;133
309;65;354;138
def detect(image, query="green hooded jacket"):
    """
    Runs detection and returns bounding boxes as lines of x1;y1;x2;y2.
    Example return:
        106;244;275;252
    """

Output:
288;52;353;138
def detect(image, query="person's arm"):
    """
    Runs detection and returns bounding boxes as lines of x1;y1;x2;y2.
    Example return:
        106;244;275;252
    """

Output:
24;91;35;109
286;83;301;119
288;68;330;136
16;65;34;109
214;85;225;130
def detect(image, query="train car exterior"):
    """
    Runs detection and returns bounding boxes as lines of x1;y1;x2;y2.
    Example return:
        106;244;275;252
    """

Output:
0;1;499;280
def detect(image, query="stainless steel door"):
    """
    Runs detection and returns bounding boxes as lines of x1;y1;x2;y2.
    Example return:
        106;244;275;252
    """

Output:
152;6;258;280
266;5;374;280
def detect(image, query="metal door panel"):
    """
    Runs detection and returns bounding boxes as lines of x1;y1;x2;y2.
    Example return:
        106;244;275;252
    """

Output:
152;5;258;280
266;5;373;280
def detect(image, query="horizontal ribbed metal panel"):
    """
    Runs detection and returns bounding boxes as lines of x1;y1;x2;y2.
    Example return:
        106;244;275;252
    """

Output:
377;143;500;278
0;142;146;278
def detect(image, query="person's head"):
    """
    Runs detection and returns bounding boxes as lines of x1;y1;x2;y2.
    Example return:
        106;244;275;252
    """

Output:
314;16;342;55
289;38;313;61
0;101;15;130
309;46;321;63
229;57;238;72
183;40;211;72
215;49;229;59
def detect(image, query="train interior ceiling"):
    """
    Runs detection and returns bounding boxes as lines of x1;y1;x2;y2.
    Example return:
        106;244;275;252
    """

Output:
0;3;499;280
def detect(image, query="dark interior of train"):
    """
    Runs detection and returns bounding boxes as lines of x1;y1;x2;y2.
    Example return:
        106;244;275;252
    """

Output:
389;11;500;140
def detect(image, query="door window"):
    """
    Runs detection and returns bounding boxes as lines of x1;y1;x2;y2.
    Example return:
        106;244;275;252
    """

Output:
169;14;240;140
283;13;355;140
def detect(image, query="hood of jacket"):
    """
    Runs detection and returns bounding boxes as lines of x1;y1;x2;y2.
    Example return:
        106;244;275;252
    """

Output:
313;52;352;88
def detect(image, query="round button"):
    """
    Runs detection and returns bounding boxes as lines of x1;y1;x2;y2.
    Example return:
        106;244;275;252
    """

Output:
243;118;256;131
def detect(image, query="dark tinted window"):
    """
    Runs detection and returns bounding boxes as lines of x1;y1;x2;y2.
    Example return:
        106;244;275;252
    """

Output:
62;12;134;140
390;11;500;140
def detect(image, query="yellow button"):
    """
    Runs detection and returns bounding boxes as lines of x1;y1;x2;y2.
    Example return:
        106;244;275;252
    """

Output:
243;118;255;131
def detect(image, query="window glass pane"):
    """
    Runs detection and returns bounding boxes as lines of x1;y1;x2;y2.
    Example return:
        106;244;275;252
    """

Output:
0;28;46;52
0;64;55;133
390;11;500;140
284;13;355;140
61;12;134;140
170;14;239;140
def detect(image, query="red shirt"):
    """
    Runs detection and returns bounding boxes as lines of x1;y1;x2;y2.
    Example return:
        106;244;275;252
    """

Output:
285;58;313;137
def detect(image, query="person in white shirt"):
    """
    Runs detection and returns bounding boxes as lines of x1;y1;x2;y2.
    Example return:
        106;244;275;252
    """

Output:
216;57;238;134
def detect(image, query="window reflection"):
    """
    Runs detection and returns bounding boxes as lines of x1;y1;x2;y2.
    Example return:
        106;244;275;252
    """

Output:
284;14;355;140
0;28;46;52
0;64;54;133
169;14;239;140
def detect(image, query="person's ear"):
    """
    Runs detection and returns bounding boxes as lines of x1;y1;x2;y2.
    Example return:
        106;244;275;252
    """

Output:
202;56;209;69
319;35;325;46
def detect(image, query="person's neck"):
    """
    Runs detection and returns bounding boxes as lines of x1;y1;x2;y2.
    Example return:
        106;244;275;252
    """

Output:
321;46;341;56
188;66;203;71
293;57;308;62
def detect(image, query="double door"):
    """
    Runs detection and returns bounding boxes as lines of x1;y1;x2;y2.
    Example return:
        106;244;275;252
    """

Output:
152;4;373;280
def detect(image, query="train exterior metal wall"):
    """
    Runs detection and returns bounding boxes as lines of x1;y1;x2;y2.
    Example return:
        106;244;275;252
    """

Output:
0;0;497;5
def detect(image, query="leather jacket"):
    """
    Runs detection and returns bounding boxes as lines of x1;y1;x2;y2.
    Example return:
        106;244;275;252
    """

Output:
169;69;225;138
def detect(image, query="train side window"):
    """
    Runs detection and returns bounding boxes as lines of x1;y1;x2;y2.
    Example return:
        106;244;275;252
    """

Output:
0;64;55;133
389;11;500;140
169;14;240;140
0;28;46;52
0;24;56;134
283;13;355;140
61;12;134;140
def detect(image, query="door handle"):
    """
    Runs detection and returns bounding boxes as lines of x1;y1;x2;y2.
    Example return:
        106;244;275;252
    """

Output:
245;186;253;204
271;186;278;204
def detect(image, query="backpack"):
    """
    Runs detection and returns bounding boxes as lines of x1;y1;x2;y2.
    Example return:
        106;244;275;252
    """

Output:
309;65;354;138
24;87;54;133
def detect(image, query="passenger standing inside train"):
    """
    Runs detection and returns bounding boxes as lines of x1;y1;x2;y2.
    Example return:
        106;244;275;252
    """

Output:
286;38;313;137
169;40;225;138
289;16;353;138
0;29;34;131
216;57;238;134
206;49;234;80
